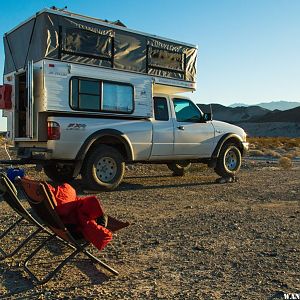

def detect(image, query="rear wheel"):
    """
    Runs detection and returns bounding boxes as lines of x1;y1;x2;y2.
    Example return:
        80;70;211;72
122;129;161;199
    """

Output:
81;145;125;191
167;161;192;176
214;143;241;177
43;163;75;183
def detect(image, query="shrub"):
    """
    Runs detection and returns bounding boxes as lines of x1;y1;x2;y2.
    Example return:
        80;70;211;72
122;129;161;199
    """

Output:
248;137;300;150
263;149;281;158
248;137;300;159
278;157;293;170
248;149;264;157
284;153;294;159
284;138;300;149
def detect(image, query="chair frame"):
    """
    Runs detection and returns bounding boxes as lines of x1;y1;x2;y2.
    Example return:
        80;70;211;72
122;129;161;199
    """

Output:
20;179;118;284
0;174;120;284
0;173;53;259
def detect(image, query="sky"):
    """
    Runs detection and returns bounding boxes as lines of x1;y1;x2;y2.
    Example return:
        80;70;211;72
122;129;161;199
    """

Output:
0;0;300;129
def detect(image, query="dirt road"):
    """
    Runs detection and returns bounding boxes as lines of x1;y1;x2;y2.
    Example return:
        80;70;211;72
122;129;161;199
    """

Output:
0;160;299;299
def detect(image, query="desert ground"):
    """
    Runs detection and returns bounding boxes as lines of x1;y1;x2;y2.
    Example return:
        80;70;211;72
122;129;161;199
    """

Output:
0;152;299;299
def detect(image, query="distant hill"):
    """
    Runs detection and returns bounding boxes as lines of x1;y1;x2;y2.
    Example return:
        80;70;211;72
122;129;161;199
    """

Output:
197;103;300;137
197;104;269;123
198;104;300;124
238;122;300;138
251;106;300;123
229;101;300;111
229;103;249;108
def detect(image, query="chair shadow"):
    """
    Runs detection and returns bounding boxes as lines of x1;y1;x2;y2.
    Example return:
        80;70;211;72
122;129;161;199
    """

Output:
73;258;110;284
0;255;110;298
0;267;34;299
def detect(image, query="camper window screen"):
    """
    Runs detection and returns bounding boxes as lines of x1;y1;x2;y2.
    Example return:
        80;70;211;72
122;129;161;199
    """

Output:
102;83;133;113
63;28;112;59
148;47;184;72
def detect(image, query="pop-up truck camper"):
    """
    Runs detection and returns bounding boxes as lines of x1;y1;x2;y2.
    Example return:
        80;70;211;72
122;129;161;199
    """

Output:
1;8;248;190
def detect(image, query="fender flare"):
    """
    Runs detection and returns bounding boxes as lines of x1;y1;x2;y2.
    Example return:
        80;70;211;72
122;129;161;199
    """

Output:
212;133;244;159
73;129;134;175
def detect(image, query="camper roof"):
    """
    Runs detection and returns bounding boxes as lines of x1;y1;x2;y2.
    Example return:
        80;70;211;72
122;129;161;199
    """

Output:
6;8;197;49
3;8;197;85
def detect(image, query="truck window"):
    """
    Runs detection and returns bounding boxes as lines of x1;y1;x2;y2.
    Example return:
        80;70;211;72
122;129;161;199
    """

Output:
173;98;201;122
154;97;169;121
70;78;133;113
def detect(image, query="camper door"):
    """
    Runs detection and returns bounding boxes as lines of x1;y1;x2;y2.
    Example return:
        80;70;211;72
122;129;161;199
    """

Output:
14;61;34;139
26;60;34;138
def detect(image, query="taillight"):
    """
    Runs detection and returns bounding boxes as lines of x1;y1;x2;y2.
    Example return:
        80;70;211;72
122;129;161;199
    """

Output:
47;121;60;140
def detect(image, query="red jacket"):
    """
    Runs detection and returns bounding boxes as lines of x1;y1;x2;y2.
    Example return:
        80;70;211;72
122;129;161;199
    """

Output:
47;183;112;251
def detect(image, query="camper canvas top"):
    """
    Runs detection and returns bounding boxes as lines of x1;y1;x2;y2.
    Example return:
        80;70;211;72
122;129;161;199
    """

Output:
5;8;197;48
4;8;197;86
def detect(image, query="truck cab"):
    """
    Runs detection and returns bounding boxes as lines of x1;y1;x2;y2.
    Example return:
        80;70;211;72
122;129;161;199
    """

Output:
152;95;215;159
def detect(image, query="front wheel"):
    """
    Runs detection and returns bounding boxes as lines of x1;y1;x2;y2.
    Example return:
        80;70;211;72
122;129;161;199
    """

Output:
81;145;125;191
167;161;192;176
214;143;242;178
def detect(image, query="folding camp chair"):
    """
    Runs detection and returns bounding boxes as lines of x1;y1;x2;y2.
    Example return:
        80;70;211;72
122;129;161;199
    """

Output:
20;177;125;284
0;173;53;259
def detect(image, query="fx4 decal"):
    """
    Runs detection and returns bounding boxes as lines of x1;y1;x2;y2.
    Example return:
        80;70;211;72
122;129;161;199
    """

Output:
66;123;87;130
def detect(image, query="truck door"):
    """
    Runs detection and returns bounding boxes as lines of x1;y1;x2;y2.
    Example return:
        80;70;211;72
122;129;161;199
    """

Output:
14;61;34;139
172;98;215;158
150;97;174;158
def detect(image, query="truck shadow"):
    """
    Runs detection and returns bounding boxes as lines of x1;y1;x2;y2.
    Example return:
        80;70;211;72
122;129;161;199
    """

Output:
74;176;216;194
118;180;216;192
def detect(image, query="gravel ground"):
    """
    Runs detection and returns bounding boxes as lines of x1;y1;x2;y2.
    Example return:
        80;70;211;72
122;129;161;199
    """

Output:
0;159;299;300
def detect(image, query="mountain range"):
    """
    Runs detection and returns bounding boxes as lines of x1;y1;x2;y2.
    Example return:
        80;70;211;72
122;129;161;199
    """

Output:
229;101;300;111
197;103;300;137
197;104;300;123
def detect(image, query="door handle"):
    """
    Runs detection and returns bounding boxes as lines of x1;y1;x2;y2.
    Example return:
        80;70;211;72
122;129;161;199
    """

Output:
177;125;185;130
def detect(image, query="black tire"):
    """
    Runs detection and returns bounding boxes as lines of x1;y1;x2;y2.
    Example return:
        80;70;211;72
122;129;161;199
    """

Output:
43;163;75;183
81;145;125;191
167;161;192;176
214;143;242;177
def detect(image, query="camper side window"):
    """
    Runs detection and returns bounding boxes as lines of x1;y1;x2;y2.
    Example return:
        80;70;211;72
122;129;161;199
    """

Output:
70;78;133;113
71;78;101;111
102;83;133;113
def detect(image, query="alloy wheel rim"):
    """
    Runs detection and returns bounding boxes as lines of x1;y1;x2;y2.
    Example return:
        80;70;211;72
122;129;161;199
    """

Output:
225;149;238;171
96;157;117;182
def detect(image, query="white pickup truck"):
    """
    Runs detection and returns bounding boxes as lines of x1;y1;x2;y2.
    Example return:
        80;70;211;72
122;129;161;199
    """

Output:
1;8;248;190
43;94;248;190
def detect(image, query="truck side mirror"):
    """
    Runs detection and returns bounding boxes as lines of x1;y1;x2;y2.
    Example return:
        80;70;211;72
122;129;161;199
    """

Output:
202;112;212;122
